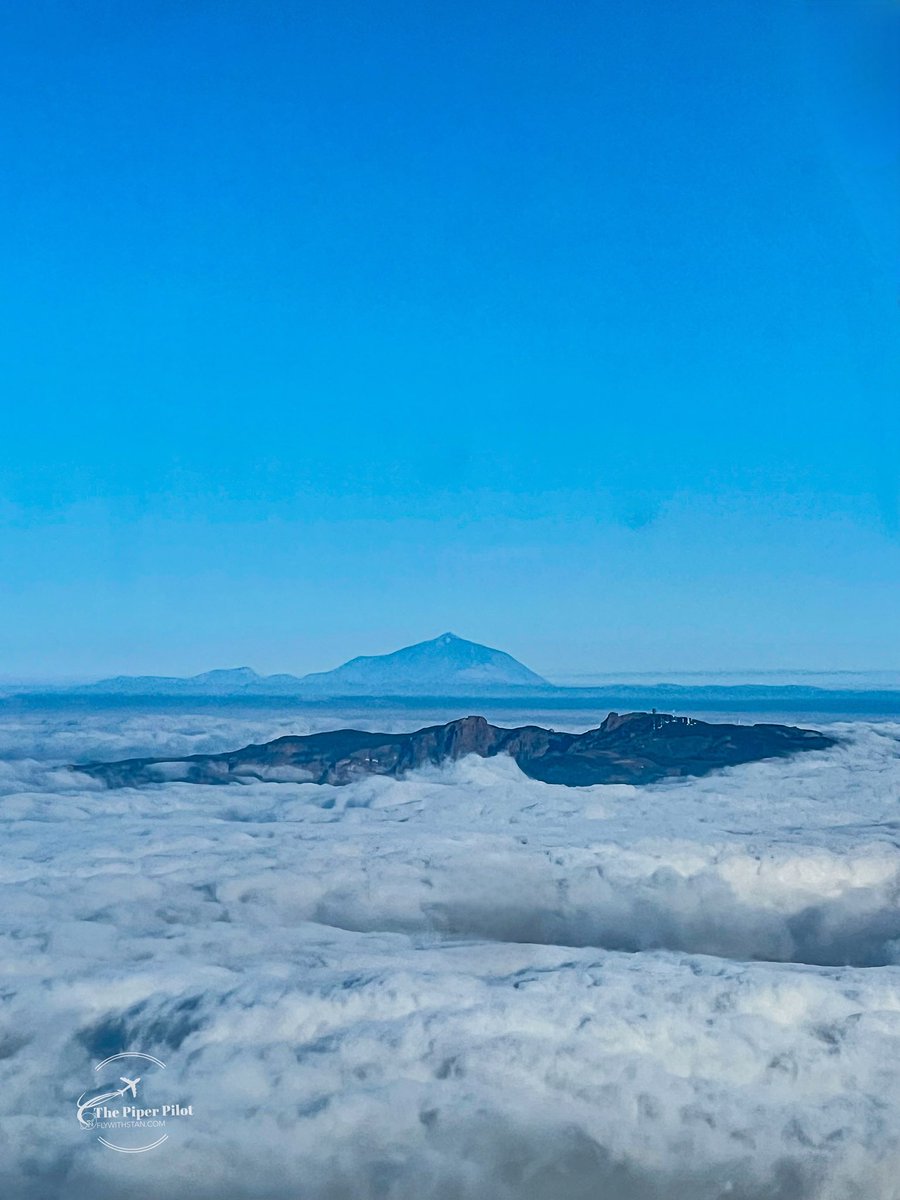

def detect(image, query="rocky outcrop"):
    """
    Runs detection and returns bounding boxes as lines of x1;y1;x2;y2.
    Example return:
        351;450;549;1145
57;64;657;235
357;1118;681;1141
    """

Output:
77;711;837;789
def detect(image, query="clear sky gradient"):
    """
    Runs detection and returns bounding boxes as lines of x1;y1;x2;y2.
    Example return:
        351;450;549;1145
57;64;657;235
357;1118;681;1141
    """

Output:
1;0;898;679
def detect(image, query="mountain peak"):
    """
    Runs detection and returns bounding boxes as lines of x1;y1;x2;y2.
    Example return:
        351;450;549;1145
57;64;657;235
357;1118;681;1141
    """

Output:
299;633;549;695
74;636;550;698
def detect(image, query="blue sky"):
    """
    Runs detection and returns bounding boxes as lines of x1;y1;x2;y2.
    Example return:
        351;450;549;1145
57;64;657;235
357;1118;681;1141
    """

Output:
1;0;897;679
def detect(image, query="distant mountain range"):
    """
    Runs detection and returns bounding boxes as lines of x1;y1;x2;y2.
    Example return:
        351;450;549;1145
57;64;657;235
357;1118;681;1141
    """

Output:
4;634;900;709
68;633;550;697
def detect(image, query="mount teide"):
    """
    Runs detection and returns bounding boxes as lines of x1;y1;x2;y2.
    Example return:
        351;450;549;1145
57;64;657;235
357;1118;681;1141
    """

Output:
15;635;897;712
70;634;550;698
298;632;548;695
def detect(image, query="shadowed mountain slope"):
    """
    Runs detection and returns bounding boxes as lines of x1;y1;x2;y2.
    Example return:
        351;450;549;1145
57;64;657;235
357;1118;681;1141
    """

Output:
78;711;837;789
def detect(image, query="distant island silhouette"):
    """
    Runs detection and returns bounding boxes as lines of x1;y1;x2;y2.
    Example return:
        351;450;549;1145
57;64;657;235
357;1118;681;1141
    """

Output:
8;635;899;711
64;633;547;697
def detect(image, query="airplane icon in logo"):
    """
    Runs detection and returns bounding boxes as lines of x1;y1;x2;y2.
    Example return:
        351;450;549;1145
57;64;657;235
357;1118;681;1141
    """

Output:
77;1075;143;1127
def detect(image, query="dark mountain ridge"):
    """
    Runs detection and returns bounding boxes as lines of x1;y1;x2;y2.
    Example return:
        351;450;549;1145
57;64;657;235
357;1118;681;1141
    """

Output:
78;711;837;789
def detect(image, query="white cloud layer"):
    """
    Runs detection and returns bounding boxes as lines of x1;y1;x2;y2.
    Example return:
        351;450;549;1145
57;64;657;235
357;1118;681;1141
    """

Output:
1;706;900;1197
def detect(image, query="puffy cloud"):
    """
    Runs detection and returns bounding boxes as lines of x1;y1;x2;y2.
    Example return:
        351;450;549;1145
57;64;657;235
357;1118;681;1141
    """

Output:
1;705;900;1197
